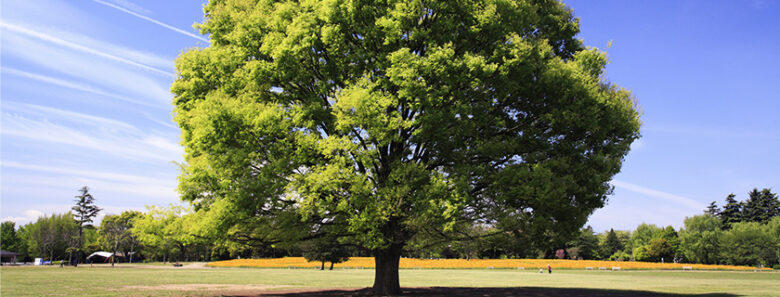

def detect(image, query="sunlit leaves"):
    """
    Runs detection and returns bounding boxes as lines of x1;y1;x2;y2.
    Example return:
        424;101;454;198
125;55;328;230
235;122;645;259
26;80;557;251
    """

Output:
172;0;641;256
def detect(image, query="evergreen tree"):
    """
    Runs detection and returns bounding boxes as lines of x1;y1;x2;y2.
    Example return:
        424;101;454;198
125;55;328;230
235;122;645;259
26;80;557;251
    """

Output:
575;226;600;260
72;186;101;264
742;188;780;223
601;229;623;258
705;201;720;216
720;193;742;228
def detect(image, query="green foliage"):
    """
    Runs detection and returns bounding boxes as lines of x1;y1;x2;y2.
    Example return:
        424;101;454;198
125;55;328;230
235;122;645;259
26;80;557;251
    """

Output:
645;238;673;263
705;201;720;216
99;211;142;265
608;251;631;261
301;237;352;270
21;213;79;261
630;223;662;248
679;214;722;264
741;188;780;224
131;205;186;262
769;216;780;266
573;226;600;260
719;221;776;266
600;229;623;258
72;186;101;227
14;225;31;261
172;0;640;293
632;245;649;262
658;226;681;260
1;221;20;252
720;194;742;227
72;186;101;263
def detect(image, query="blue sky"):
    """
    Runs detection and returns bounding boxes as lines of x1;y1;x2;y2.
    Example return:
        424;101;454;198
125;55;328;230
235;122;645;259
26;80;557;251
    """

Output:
1;0;778;232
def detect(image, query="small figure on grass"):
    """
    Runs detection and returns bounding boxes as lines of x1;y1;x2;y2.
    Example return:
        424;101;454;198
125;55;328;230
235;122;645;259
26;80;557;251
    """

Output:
547;264;552;274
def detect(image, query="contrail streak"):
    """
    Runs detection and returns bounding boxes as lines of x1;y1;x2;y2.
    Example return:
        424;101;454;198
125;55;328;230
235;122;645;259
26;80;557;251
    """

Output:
91;0;209;43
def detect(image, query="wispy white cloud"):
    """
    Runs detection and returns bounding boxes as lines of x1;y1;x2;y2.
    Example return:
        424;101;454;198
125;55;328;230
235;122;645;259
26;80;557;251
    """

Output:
1;108;182;163
143;113;180;130
611;180;703;210
0;0;98;34
3;101;141;134
1;22;174;77
1;204;151;226
91;0;210;43
1;210;45;224
2;25;172;104
0;0;191;227
2;68;163;109
1;162;180;207
100;0;151;15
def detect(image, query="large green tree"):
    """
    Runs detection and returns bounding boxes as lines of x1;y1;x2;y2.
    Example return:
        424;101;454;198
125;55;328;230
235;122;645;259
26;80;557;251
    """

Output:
720;221;776;266
679;214;722;264
131;206;181;263
98;211;142;266
630;223;662;248
172;0;640;293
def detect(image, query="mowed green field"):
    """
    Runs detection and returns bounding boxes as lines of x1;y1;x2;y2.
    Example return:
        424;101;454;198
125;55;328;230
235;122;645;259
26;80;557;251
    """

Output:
1;264;778;296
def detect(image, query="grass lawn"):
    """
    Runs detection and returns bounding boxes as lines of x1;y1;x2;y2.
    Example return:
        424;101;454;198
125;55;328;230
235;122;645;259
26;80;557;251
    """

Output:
2;264;778;296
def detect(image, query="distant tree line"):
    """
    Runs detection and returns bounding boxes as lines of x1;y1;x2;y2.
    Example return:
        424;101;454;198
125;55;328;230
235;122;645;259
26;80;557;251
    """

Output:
2;187;778;268
560;188;779;267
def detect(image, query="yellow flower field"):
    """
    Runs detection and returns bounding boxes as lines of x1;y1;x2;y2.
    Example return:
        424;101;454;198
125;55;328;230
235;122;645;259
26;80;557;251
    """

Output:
208;257;772;271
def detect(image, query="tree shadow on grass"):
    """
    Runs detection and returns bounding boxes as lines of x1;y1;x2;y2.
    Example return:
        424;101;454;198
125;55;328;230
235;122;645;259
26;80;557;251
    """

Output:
240;287;739;297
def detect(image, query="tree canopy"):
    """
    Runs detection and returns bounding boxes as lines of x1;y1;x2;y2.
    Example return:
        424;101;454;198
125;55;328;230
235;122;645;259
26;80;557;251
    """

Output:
172;0;640;294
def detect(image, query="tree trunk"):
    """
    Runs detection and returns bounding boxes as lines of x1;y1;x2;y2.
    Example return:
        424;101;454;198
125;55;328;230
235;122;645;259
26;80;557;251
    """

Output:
373;247;401;295
112;241;118;267
77;226;83;264
321;260;325;270
130;242;135;263
329;261;334;270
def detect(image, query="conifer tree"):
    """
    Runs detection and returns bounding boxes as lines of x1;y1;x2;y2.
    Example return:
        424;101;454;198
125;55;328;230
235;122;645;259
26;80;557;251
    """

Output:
72;186;101;264
705;201;720;216
720;194;742;228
